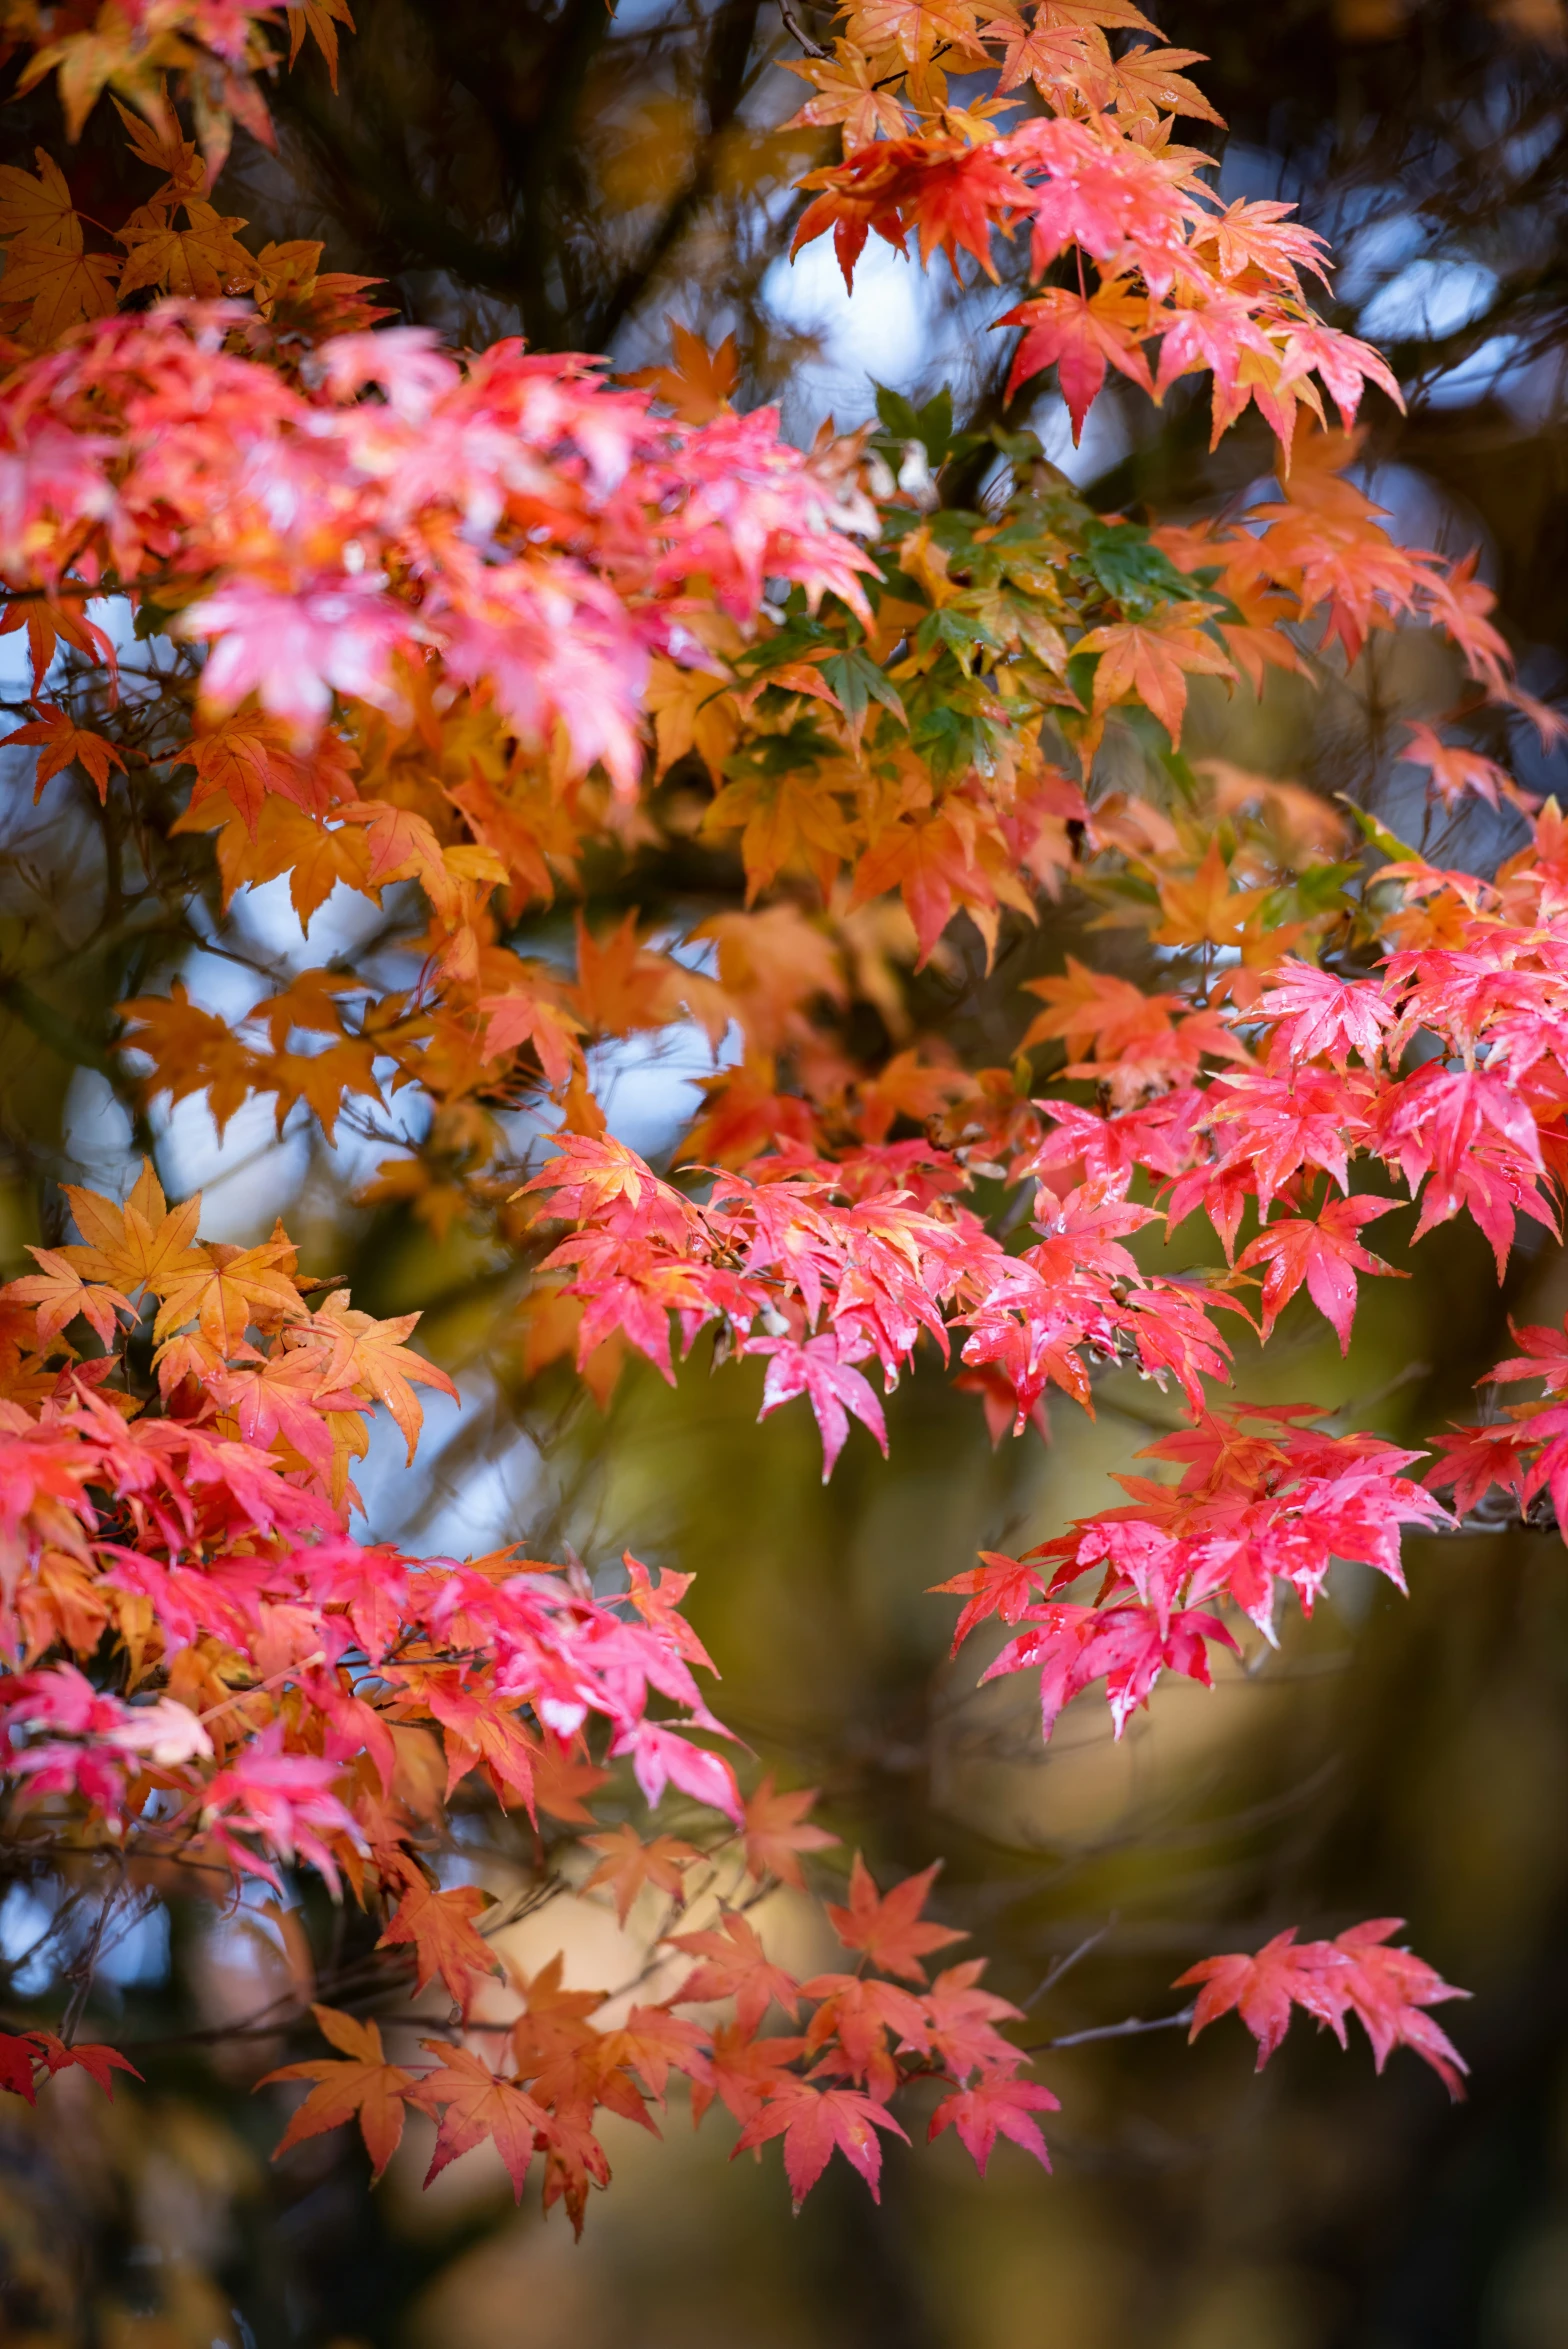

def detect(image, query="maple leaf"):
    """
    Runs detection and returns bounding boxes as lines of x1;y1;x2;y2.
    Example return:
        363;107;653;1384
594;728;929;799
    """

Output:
479;989;583;1086
413;2041;551;2198
705;766;859;902
1000;283;1153;437
5;1247;135;1349
1399;720;1517;816
1078;609;1234;749
583;1823;701;1924
826;1855;967;1982
261;2004;416;2181
116;199;259;299
624;320;739;423
850;808;991;966
930;1549;1049;1649
741;1775;839;1890
0;238;120;342
691;2023;809;2124
781;41;911;151
0;152;80;251
746;1331;889;1479
377;1874;498;2009
1249;959;1395;1068
295;1293;458;1461
597;2005;712;2103
981;13;1114;101
928;2075;1059;2176
532;1734;611;1824
172;714;341;835
0;2034;38;2103
61;1167;201;1300
1331;1918;1470;2098
1237;1194;1406;1351
205;1352;356;1476
1;704;125;803
841;0;989;65
735;2077;910;2207
1277;325;1405;433
792;135;1026;292
1151;839;1273;949
1109;40;1224;122
1421;1420;1533;1518
1176;1929;1345;2066
151;1240;306;1356
29;2030;142;2098
669;1911;801;2032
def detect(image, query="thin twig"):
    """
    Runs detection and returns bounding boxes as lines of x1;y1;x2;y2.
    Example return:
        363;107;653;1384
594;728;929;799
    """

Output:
780;0;828;56
1028;2002;1195;2053
1021;1915;1116;2011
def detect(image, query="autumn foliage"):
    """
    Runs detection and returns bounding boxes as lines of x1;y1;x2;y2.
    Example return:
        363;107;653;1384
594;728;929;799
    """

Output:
0;0;1548;2227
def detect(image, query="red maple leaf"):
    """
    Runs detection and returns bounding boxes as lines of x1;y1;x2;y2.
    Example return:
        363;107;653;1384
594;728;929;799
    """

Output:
928;2074;1059;2176
1236;1193;1405;1351
669;1911;801;2032
741;1774;839;1890
733;2077;909;2208
825;1855;967;1982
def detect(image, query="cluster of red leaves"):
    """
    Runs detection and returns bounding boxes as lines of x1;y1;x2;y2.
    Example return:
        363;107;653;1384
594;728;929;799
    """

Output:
936;1404;1446;1739
788;0;1398;463
0;316;875;787
0;2023;140;2100
262;1853;1062;2227
0;0;1505;2193
0;1165;746;1909
1180;1919;1470;2099
524;1136;1239;1475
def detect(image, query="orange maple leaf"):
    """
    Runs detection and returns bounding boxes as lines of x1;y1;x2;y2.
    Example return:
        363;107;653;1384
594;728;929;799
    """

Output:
61;1162;202;1297
1150;838;1274;949
412;2042;551;2199
624;319;739;424
151;1239;307;1356
377;1874;498;2008
260;2005;415;2182
4;1247;135;1349
583;1823;701;1925
1;704;125;802
1077;606;1235;747
293;1292;458;1460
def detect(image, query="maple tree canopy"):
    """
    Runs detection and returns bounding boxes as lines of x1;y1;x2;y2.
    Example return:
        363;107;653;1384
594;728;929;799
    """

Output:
6;0;1563;2235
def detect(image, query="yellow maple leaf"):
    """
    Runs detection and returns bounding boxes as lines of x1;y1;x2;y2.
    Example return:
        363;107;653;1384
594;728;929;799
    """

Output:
0;152;82;252
116;199;258;298
60;1161;203;1298
290;1292;458;1461
151;1241;308;1356
0;237;120;344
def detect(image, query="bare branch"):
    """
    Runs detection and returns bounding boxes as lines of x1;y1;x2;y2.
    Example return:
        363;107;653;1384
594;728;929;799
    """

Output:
780;0;828;58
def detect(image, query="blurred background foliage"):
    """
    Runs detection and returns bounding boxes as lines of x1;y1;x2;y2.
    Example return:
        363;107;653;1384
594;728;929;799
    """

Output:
6;0;1568;2343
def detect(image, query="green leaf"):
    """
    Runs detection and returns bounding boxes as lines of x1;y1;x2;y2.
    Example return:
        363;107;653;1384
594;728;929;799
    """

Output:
1336;796;1421;869
820;649;907;728
1079;519;1192;611
873;382;955;469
